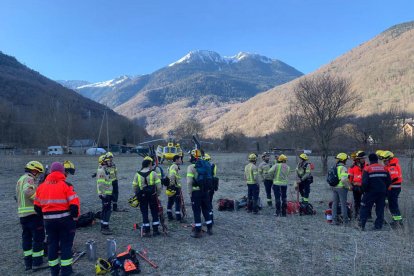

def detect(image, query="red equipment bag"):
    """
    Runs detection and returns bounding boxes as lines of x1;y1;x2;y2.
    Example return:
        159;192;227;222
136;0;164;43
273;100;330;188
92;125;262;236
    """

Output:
287;201;300;214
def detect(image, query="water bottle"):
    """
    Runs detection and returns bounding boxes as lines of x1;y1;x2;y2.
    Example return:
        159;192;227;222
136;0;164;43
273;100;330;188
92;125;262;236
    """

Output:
85;240;97;262
106;238;117;259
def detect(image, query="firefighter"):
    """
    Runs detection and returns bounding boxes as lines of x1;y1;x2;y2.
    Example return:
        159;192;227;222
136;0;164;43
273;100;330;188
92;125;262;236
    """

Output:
359;153;391;231
34;162;80;276
331;153;351;225
132;158;162;237
348;151;367;220
166;155;183;222
244;153;260;214
258;152;273;207
16;161;47;271
381;151;403;227
204;153;218;223
187;150;213;237
97;155;113;235
63;160;76;177
295;153;313;204
105;152;120;211
269;154;291;216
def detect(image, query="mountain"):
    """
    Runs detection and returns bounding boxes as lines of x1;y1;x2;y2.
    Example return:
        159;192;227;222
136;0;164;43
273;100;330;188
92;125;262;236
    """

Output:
0;52;148;147
62;50;303;134
207;21;414;137
57;80;91;90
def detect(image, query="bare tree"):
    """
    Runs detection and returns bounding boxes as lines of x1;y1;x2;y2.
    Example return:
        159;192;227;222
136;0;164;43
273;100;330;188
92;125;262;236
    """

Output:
173;118;204;140
286;74;360;173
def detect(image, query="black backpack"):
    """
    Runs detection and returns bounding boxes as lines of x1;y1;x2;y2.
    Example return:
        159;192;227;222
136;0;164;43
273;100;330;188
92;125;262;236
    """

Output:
327;165;339;187
299;202;316;215
76;212;95;228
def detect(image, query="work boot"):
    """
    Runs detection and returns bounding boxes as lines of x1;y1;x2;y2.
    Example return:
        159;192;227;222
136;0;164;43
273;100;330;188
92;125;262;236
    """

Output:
152;227;161;237
24;256;32;271
32;262;48;272
167;212;174;221
142;226;151;238
281;209;287;217
101;226;113;235
267;201;272;207
51;266;60;276
389;220;403;228
112;204;118;212
275;209;281;217
207;226;213;236
176;214;182;221
191;230;202;238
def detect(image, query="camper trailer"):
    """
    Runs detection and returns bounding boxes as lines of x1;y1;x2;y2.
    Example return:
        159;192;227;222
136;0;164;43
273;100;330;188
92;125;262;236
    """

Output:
47;146;64;155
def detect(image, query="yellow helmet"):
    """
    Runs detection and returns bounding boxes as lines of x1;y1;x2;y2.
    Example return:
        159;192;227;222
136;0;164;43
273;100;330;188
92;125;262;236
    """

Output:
105;152;114;159
278;154;288;162
203;153;211;161
95;258;111;275
191;149;202;158
144;156;153;162
98;155;106;165
299;153;308;161
25;161;44;174
355;150;366;159
248;153;257;162
128;195;140;208
165;188;177;197
381;151;394;160
335;152;348;162
350;152;357;160
376;150;384;159
63;160;75;175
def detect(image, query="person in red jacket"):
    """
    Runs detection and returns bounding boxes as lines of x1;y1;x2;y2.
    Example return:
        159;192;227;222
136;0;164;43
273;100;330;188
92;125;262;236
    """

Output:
381;151;403;227
348;151;367;220
34;162;80;276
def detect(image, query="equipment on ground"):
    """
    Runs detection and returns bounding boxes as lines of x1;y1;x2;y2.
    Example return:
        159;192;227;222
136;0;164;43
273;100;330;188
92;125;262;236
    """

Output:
217;199;235;211
72;251;86;265
299;202;316;215
235;196;248;210
328;201;352;219
156;197;168;236
137;249;158;269
76;211;96;228
95;258;112;275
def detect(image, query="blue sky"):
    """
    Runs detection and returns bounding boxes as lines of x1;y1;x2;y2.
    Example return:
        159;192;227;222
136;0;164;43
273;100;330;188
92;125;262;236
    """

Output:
1;0;413;82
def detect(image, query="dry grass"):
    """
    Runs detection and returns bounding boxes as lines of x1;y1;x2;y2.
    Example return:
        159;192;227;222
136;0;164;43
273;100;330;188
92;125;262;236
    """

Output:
1;153;414;275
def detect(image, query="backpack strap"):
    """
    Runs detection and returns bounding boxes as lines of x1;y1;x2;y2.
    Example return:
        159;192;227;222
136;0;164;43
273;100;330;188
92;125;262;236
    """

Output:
137;171;151;186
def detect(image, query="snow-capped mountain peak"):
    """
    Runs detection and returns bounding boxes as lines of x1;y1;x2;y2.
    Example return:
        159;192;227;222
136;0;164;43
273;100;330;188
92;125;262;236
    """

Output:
77;75;131;89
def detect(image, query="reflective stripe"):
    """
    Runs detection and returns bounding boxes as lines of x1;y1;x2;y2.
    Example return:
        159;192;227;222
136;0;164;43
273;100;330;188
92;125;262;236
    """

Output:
32;250;44;257
175;211;181;214
101;221;109;225
38;199;68;204
167;209;172;212
67;194;78;201
302;198;309;202
391;185;401;188
205;220;212;225
369;173;388;178
18;207;35;213
49;259;60;267
104;191;112;195
43;212;70;219
187;173;195;177
24;249;33;257
143;223;150;227
61;258;73;266
152;221;160;226
393;215;402;221
195;223;202;227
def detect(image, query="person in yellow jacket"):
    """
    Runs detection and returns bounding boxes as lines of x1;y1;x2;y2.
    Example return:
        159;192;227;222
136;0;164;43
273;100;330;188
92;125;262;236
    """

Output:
295;153;313;203
268;155;291;216
133;158;162;237
258;152;273;207
97;155;113;235
332;153;351;225
244;153;260;214
166;155;183;222
105;152;120;211
16;161;47;271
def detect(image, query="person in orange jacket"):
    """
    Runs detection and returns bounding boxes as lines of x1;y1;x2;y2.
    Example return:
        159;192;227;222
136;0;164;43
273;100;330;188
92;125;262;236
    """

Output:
34;162;80;276
381;151;403;227
348;151;367;220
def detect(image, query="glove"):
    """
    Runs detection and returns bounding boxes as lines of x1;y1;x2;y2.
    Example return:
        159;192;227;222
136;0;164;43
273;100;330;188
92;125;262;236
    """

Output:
34;205;43;216
69;204;79;218
99;194;105;200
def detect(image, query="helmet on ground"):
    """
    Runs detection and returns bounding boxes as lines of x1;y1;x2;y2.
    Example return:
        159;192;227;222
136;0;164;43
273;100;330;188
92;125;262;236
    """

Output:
25;161;44;174
299;153;308;161
63;160;75;175
105;152;114;159
203;153;211;161
95;258;111;275
248;153;257;162
278;154;288;162
355;151;366;159
165;188;177;197
98;155;106;165
381;151;394;160
376;150;384;159
335;153;348;162
128;195;140;208
143;156;153;162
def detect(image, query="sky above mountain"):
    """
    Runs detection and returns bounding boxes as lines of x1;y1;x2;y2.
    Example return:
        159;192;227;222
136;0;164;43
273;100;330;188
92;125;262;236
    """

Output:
1;0;413;82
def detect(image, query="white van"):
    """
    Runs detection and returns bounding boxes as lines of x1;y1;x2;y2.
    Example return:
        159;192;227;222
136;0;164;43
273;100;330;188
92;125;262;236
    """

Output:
48;146;64;155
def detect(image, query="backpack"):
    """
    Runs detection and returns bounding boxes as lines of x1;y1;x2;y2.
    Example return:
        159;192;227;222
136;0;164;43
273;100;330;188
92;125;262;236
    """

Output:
76;212;95;228
299;202;316;215
194;159;213;192
327;165;339;187
114;245;141;275
217;199;234;211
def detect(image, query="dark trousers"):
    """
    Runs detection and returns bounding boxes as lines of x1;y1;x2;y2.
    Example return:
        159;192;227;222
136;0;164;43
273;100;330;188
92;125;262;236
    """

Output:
360;192;385;229
352;186;363;218
100;195;112;227
139;190;159;231
247;184;260;212
272;185;287;215
112;180;119;209
20;214;45;266
387;188;402;220
208;189;215;221
167;188;181;220
299;181;310;202
191;190;212;232
44;216;76;276
263;180;273;204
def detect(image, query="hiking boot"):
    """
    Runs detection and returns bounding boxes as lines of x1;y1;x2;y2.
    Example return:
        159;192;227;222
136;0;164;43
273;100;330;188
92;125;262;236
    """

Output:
167;213;174;221
101;227;113;235
112;204;118;211
152;228;161;236
207;227;213;236
267;201;272;207
191;231;202;238
24;256;32;271
142;231;152;238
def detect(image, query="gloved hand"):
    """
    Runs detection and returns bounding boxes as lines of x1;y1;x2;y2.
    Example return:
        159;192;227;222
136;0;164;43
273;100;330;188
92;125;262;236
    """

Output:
99;194;105;200
69;204;79;218
34;205;43;216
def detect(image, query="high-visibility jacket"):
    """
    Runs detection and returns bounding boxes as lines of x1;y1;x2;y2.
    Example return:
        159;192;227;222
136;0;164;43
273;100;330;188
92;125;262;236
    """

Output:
296;161;312;182
211;163;218;177
384;157;403;189
107;164;118;182
97;166;112;196
258;161;273;181
269;163;290;185
336;165;349;189
132;168;161;195
34;171;80;219
168;163;181;187
244;163;258;185
16;173;37;217
348;162;368;186
186;164;200;195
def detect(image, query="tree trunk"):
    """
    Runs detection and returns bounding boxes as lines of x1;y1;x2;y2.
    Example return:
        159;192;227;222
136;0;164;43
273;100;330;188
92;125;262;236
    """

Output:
321;152;328;175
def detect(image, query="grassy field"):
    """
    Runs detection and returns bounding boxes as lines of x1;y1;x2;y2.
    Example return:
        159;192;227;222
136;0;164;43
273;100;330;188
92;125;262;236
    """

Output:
1;152;414;275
